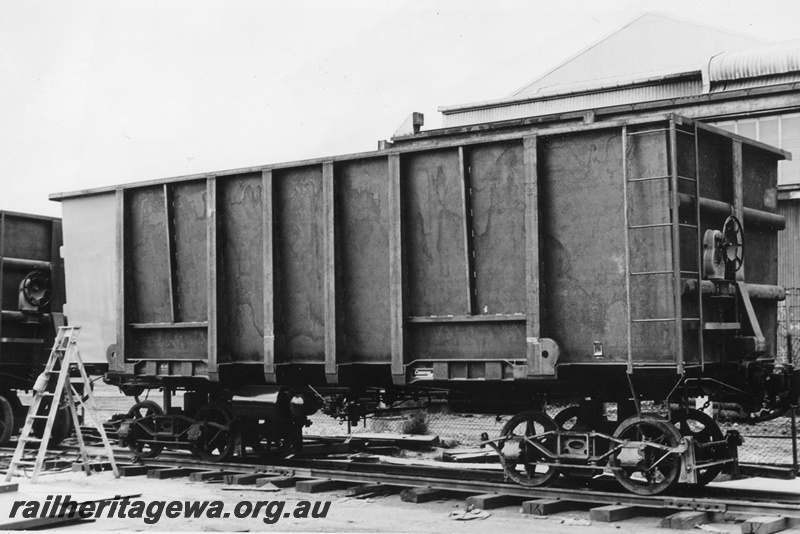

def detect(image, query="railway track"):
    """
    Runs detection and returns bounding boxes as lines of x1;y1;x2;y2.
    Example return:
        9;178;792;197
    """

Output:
147;456;800;516
4;439;799;531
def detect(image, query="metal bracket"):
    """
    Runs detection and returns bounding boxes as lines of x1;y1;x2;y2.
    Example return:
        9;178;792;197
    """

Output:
526;337;559;376
735;281;766;356
679;436;698;484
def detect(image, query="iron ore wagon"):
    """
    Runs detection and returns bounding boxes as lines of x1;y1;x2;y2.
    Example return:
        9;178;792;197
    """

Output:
0;211;70;446
52;113;797;495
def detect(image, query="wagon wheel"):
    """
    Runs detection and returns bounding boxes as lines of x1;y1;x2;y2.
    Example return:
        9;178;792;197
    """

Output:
553;406;603;481
670;408;724;486
126;400;164;458
0;396;14;447
3;391;24;432
33;396;73;447
611;415;683;495
191;402;236;462
721;216;744;272
498;411;559;487
47;404;73;447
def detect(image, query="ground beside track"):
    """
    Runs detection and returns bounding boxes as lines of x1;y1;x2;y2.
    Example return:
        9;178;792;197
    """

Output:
1;470;799;533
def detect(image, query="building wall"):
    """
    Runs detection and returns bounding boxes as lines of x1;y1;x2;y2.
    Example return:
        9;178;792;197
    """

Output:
777;200;800;289
441;80;702;128
777;198;800;362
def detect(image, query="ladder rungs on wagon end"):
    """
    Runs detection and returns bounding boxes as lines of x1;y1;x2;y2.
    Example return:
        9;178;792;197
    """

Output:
4;326;119;483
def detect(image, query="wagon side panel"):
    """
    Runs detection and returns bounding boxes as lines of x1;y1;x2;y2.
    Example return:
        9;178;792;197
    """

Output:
122;180;210;378
337;158;392;365
468;141;527;315
402;149;470;317
539;129;630;365
218;173;265;365
401;144;527;380
273;166;325;365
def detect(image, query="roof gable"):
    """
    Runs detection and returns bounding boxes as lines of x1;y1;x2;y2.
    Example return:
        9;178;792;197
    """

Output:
512;12;767;98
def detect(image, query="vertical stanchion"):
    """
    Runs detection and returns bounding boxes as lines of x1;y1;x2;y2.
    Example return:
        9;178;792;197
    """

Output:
791;404;798;474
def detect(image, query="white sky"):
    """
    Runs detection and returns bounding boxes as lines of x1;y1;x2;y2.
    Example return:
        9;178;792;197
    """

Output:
2;0;800;217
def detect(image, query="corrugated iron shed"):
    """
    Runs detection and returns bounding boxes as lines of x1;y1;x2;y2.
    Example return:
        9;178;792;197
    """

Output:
511;12;765;98
779;184;800;288
778;185;800;350
709;40;800;82
439;79;702;128
438;12;772;127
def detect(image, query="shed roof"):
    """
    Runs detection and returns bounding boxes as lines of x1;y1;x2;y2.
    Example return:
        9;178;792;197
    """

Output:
511;12;767;98
709;40;800;82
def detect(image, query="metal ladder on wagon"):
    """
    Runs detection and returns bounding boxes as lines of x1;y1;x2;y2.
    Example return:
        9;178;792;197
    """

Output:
4;326;119;483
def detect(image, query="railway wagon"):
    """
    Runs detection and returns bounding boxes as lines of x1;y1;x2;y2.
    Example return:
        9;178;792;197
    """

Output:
52;113;797;495
0;210;67;446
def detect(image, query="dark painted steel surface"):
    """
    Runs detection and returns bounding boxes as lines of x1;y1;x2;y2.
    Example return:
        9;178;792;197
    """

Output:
336;158;391;365
274;166;325;365
54;115;788;403
0;211;64;392
539;130;629;364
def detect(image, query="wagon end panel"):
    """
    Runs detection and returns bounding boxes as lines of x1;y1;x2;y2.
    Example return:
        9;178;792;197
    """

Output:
741;144;781;359
695;128;735;367
690;126;785;368
1;214;57;313
741;145;780;288
61;195;117;369
0;211;65;389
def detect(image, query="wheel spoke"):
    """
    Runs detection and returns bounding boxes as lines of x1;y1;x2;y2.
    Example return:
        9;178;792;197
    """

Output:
125;401;164;459
498;411;559;487
612;415;682;495
191;402;235;462
670;409;724;486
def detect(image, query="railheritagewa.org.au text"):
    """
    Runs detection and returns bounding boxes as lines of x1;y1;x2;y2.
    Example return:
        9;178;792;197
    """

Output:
9;494;331;525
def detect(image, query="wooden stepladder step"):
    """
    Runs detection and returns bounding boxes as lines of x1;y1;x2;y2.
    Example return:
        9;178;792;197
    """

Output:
4;326;119;483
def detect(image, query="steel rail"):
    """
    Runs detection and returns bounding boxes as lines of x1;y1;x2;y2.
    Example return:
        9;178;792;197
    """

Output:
133;454;800;519
5;443;800;519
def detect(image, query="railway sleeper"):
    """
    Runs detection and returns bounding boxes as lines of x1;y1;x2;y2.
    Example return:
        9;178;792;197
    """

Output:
42;440;800;531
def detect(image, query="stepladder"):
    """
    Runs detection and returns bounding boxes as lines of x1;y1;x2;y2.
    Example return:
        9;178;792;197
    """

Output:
4;326;119;483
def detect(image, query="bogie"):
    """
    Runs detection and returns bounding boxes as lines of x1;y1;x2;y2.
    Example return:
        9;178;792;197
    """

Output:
489;407;737;496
